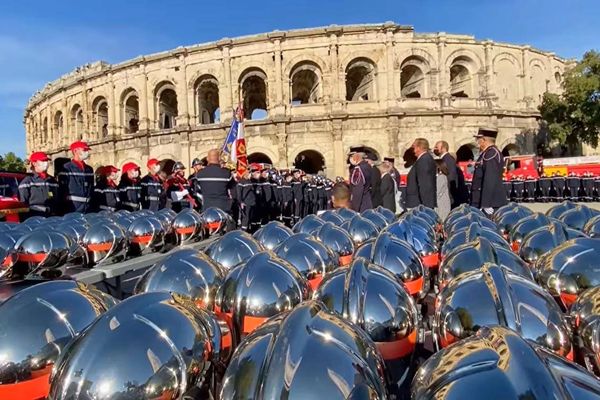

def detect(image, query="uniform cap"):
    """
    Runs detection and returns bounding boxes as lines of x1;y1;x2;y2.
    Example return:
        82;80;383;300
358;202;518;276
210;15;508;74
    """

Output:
173;161;186;170
104;165;119;174
250;163;262;172
69;140;90;152
147;158;160;168
121;162;140;174
29;151;50;163
191;158;202;167
474;128;498;139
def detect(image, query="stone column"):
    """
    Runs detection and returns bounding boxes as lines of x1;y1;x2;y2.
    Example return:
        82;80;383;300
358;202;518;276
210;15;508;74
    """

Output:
140;65;150;131
327;28;343;110
436;34;448;96
218;42;234;123
108;76;117;137
386;115;400;159
385;29;395;104
81;82;89;140
332;119;345;178
61;95;68;146
521;47;531;104
483;41;493;98
276;122;287;168
177;53;190;128
270;35;285;117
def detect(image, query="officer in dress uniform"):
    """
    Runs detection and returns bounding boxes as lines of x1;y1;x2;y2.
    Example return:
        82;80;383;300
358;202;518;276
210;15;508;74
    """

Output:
349;150;373;212
291;169;304;224
92;165;120;212
58;141;94;214
259;169;274;225
166;162;194;212
470;128;508;216
196;149;234;213
188;158;204;210
236;169;255;232
18;152;58;218
119;162;142;211
140;158;163;211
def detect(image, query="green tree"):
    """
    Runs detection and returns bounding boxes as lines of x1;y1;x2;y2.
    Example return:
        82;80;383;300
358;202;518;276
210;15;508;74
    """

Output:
0;152;27;172
539;50;600;148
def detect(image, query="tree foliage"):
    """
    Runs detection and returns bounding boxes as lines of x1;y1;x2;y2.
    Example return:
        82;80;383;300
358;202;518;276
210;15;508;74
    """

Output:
540;50;600;147
0;152;27;172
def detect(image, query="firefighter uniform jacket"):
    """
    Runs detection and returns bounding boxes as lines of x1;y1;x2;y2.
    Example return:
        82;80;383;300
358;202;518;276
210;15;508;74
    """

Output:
470;145;507;210
188;172;203;209
236;178;256;231
58;160;94;213
141;173;163;211
18;173;58;216
196;164;234;213
291;180;304;220
350;161;373;212
93;179;120;212
166;175;192;212
118;176;142;211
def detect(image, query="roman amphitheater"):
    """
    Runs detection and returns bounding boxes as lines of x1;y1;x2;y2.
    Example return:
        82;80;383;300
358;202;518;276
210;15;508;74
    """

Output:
24;22;573;176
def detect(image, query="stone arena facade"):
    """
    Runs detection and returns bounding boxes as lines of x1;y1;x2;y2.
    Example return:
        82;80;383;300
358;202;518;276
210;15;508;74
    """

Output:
24;22;572;177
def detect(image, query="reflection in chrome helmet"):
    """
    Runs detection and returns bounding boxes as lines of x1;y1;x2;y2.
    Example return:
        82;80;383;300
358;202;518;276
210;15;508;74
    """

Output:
361;209;389;231
292;214;325;235
560;205;600;231
315;222;355;267
546;200;577;219
171;209;204;245
570;286;600;376
201;207;232;235
518;220;569;264
344;215;379;246
441;224;508;259
13;230;71;271
253;221;293;250
205;230;264;270
82;221;128;265
127;216;165;255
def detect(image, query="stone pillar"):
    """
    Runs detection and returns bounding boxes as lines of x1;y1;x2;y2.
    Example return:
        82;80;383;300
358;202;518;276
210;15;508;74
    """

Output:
385;29;395;104
332;119;345;178
81;83;89;140
386;115;400;159
140;65;150;131
521;47;531;104
61;95;68;146
177;53;190;127
327;29;342;109
436;34;448;96
276;122;287;168
219;42;234;123
483;41;493;98
179;131;191;168
108;76;117;137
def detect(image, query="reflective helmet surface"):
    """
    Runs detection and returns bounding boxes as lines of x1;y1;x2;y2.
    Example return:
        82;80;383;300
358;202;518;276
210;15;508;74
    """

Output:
413;326;600;399
13;230;70;269
444;213;497;238
344;215;379;246
318;210;344;225
444;204;485;231
492;202;520;221
126;215;165;254
292;214;325;235
494;205;534;237
546;200;578;219
171;209;203;244
220;300;389;400
361;209;388;231
253;221;293;250
274;233;338;290
134;248;226;310
205;230;264;270
48;292;228;400
316;258;419;362
370;232;426;296
216;251;310;339
509;212;552;250
434;263;572;358
518;220;570;264
535;238;600;308
315;222;355;266
584;215;600;238
354;239;374;260
570;286;600;376
383;218;437;257
82;221;128;265
374;206;396;224
0;281;116;395
441;224;509;259
560;205;600;231
201;207;231;235
336;207;358;221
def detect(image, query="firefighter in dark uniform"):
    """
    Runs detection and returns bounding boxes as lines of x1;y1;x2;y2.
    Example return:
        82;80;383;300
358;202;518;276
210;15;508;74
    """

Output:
470;128;507;216
92;165;120;212
594;174;600;201
502;175;512;202
512;176;525;202
259;169;273;225
582;172;594;201
236;169;255;231
567;172;581;201
524;175;537;202
18;152;58;218
349;151;373;212
249;164;263;231
538;173;552;202
552;173;566;201
140;158;163;211
58;141;94;214
281;172;293;225
196;149;234;213
166;162;194;212
291;169;304;224
118;162;142;211
188;158;204;211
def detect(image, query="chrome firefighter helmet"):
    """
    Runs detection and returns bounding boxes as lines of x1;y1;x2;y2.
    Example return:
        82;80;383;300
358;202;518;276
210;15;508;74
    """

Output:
354;238;375;259
292;214;326;235
201;207;232;235
535;238;600;309
492;202;520;221
375;205;396;224
382;218;438;263
444;213;498;238
205;230;264;270
546;200;578;219
215;251;311;341
518;220;570;264
570;286;600;376
408;205;441;229
361;209;388;231
509;212;552;252
439;237;533;287
48;292;230;400
560;205;600;231
315;222;355;267
135;248;226;310
253;221;293;250
82;221;128;265
337;207;359;221
220;300;389;400
370;232;427;297
274;233;339;291
344;215;379;246
584;215;600;238
319;210;344;225
171;208;204;244
441;224;509;259
413;326;600;399
12;230;71;271
444;204;486;231
494;205;534;238
126;215;165;255
316;258;419;363
434;263;572;358
0;281;116;399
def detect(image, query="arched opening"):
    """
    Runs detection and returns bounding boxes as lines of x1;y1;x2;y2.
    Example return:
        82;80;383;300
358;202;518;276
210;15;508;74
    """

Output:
554;71;562;86
155;82;178;129
54;111;64;143
450;56;476;98
92;97;109;139
194;75;220;124
290;62;321;105
122;89;139;134
240;68;268;120
247;152;273;165
456;144;477;162
346;58;376;101
294;150;325;174
530;64;547;104
42;117;48;144
159;159;176;175
400;56;427;98
71;104;84;140
502;144;520;157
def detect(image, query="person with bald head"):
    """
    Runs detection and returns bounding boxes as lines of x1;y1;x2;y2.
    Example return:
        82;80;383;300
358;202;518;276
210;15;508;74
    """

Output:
196;148;235;213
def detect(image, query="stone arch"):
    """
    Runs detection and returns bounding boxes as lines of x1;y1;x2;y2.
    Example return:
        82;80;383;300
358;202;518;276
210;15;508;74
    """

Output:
400;55;429;98
247;152;273;165
345;57;377;101
294;149;326;174
444;49;483;73
501;143;520;157
91;96;109;139
290;61;322;105
70;103;84;140
529;60;548;103
239;67;268;120
42;116;48;144
193;74;220;124
54;110;64;143
121;87;140;134
283;53;328;77
449;55;479;98
154;80;178;129
493;53;520;102
246;146;277;165
456;143;478;162
397;48;436;71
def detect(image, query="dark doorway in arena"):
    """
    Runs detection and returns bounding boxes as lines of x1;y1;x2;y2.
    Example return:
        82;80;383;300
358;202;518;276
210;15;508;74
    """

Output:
294;150;325;174
53;157;70;174
248;152;273;165
160;159;176;175
456;144;476;162
502;144;520;157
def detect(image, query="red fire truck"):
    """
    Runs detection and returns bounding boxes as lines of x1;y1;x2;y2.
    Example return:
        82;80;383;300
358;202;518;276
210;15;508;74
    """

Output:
0;171;29;222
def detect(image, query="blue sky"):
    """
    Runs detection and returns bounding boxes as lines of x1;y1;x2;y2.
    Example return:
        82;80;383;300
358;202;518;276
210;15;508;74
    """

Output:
0;0;598;157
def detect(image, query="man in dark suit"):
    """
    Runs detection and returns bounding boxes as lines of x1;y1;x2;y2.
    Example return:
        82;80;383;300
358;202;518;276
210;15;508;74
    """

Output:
349;150;373;212
406;138;437;209
434;140;468;208
470;128;508;216
366;154;382;208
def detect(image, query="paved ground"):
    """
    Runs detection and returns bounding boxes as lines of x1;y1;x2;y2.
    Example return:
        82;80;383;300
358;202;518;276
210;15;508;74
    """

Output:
522;202;600;213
